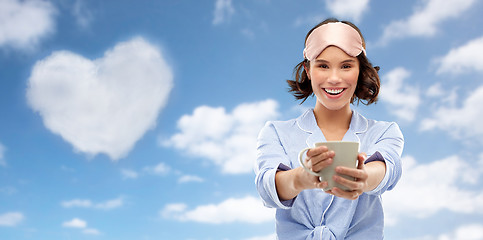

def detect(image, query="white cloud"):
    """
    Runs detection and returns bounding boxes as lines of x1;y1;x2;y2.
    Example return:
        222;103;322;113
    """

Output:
410;223;483;240
178;175;204;183
378;0;477;45
62;218;86;228
82;228;101;235
161;196;275;224
152;162;170;175
244;233;277;240
426;83;445;98
0;0;57;50
61;197;123;210
0;142;6;167
435;36;483;75
0;212;24;227
61;199;92;208
72;0;93;28
383;155;483;225
26;37;173;160
325;0;370;23
420;85;483;145
163;99;279;174
144;162;171;175
161;203;187;218
379;67;420;122
62;218;101;235
126;164;204;183
94;197;123;210
123;163;203;181
426;83;459;110
121;169;138;179
212;0;235;25
438;224;483;240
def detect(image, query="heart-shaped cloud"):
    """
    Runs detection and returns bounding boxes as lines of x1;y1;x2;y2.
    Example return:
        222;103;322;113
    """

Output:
27;37;173;160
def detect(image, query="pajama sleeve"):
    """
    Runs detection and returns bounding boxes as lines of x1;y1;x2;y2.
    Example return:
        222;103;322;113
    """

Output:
254;122;295;209
365;122;404;196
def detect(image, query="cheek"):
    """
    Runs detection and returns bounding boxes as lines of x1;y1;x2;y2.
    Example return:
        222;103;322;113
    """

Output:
309;70;327;84
347;71;359;85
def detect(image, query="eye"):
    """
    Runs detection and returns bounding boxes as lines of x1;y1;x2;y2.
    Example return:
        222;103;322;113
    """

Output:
342;64;352;69
318;64;329;69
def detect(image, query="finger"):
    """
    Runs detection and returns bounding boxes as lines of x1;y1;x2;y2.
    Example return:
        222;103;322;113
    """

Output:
329;187;346;198
335;167;368;180
300;171;324;190
333;174;363;191
348;190;361;200
304;156;313;168
357;153;366;169
309;150;334;166
306;145;329;157
311;157;333;172
315;181;328;189
307;150;334;172
331;187;361;200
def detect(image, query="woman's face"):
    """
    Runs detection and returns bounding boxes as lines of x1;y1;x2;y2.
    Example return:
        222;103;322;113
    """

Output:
307;46;360;111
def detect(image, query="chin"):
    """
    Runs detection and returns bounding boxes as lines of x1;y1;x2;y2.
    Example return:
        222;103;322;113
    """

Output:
320;104;346;111
317;100;350;111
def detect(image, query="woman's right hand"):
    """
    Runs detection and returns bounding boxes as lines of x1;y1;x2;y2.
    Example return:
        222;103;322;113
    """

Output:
305;145;335;172
276;145;336;201
296;145;335;190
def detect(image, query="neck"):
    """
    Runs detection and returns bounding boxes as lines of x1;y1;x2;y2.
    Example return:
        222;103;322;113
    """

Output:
313;102;352;137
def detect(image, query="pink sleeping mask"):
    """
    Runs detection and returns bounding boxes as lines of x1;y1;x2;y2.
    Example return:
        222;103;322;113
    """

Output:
303;22;366;61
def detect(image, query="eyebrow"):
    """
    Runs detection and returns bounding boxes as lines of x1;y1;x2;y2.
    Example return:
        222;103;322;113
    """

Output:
313;59;356;64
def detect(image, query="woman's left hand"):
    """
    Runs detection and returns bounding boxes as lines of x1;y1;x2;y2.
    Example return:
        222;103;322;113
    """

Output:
325;152;368;200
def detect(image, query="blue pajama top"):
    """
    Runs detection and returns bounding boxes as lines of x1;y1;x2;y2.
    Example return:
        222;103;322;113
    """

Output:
254;109;404;240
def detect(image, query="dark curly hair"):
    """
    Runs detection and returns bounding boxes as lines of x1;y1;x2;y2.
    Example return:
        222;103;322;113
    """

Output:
287;18;380;105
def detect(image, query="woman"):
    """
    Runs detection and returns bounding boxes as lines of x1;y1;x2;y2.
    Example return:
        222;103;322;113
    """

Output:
254;18;404;239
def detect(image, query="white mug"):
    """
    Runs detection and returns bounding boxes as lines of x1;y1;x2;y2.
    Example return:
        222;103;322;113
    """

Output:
299;141;359;191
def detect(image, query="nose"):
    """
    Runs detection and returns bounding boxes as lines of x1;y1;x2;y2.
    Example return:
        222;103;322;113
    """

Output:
327;69;342;84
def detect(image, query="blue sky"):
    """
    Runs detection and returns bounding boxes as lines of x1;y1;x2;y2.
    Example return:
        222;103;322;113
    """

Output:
1;0;483;239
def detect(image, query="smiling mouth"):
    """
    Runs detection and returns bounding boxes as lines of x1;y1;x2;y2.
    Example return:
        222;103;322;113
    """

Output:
324;88;345;95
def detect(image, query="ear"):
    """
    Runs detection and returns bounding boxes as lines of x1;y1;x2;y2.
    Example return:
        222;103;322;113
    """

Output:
303;62;311;80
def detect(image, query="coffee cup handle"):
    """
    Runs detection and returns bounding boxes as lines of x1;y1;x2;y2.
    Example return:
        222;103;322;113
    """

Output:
299;147;318;176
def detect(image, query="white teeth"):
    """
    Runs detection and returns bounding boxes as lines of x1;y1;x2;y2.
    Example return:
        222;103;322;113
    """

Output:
324;88;344;95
